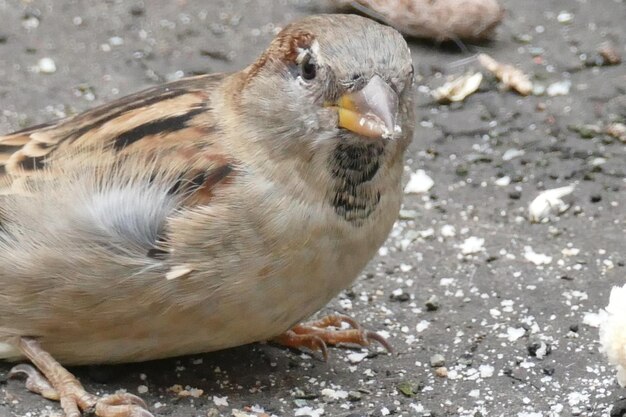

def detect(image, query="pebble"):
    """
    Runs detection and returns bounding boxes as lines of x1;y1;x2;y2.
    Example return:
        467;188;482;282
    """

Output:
390;289;410;302
430;353;445;367
434;366;448;377
527;340;551;359
348;391;362;402
425;295;440;311
508;190;522;200
399;209;418;220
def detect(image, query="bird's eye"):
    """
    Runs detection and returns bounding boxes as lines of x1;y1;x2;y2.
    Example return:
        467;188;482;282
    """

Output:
300;54;317;80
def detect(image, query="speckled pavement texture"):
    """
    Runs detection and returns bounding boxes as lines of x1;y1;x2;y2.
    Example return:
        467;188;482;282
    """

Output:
0;1;625;416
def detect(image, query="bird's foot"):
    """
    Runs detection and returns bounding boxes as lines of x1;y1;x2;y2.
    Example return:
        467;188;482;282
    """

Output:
9;364;60;400
272;314;392;360
10;338;153;417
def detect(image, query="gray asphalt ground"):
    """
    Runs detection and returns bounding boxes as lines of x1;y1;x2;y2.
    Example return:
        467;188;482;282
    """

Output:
0;1;625;416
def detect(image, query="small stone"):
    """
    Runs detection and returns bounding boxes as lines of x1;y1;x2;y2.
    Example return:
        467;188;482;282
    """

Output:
527;340;551;359
590;194;602;203
399;209;418;220
348;391;362;402
390;290;410;302
513;33;533;43
396;381;417;398
206;409;220;417
137;385;148;394
457;353;473;366
569;324;579;332
455;164;469;177
430;353;445;367
434;366;448;377
425;295;440;311
598;43;622;65
508;190;521;200
130;5;145;16
568;124;602;139
606;123;626;142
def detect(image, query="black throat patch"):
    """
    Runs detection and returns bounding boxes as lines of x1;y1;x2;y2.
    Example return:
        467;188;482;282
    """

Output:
329;140;384;224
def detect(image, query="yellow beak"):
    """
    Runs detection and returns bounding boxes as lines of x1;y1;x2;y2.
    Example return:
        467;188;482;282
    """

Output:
330;75;400;139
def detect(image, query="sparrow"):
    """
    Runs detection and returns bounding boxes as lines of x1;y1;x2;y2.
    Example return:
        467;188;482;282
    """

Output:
0;14;414;417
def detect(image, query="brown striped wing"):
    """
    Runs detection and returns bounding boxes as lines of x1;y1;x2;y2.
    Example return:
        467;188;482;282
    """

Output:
0;74;227;185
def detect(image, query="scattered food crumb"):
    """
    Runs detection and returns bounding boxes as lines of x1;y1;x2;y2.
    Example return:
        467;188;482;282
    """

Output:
404;169;434;194
432;72;483;103
37;57;57;74
459;236;485;255
478;53;533;95
528;185;575;222
523;246;552;266
600;284;626;387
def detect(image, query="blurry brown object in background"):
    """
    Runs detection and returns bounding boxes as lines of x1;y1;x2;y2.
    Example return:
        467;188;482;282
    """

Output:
332;0;504;42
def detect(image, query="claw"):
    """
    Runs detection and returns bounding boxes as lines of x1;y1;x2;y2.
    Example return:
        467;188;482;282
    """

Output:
272;330;329;361
9;364;60;400
12;337;153;417
100;393;149;409
364;330;393;353
311;336;329;362
96;394;155;417
273;314;393;359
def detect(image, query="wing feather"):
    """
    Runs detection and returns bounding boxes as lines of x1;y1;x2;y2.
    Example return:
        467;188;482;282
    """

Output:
0;74;227;185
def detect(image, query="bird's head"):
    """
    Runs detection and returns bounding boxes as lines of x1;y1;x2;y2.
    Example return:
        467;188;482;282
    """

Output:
229;14;414;162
